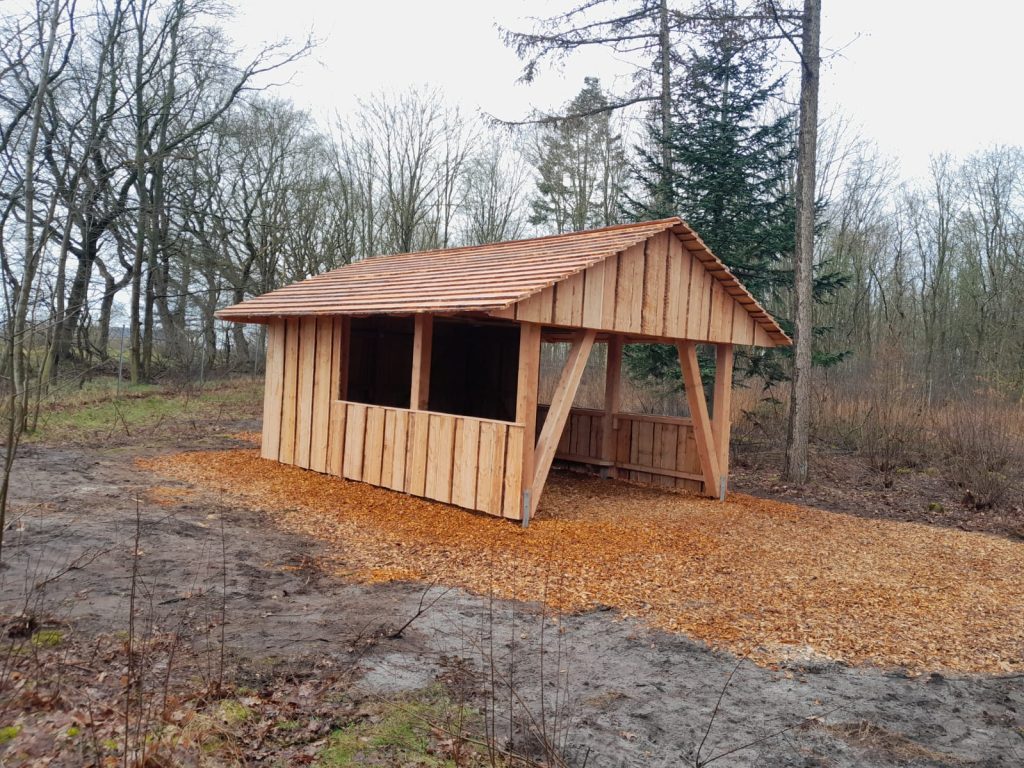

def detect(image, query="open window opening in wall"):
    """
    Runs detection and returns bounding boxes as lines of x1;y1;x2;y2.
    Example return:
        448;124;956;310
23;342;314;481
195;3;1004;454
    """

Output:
538;340;696;418
428;317;519;421
346;316;413;408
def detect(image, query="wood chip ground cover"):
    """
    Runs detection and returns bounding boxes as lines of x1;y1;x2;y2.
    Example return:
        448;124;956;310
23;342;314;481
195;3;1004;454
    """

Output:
140;449;1024;674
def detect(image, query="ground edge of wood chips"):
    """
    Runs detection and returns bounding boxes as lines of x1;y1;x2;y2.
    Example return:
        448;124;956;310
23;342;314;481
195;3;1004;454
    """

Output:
140;449;1024;675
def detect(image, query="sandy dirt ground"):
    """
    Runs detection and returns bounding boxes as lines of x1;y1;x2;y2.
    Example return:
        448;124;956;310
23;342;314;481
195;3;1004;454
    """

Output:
3;434;1023;767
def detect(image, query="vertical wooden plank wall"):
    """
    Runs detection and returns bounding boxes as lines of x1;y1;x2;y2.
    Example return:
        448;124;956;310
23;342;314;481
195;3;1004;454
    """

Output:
536;405;704;493
260;320;286;461
327;401;524;519
261;316;527;519
261;316;345;472
491;231;775;347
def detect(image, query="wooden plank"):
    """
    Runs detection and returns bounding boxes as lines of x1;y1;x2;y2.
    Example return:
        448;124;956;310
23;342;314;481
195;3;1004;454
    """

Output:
309;317;334;472
502;426;524;519
723;290;737;341
476;421;505;515
261;320;286;461
327;401;346;476
601;253;619;328
712;344;734;496
294;318;317;469
641;232;668;336
677;341;721;496
613;411;694;427
516;322;541;510
425;414;455;503
708;282;728;342
601;335;622;477
614;243;645;333
685;260;706;340
570;412;587;457
615;462;704;483
278;318;300;465
752;322;775;348
663;233;688;335
406;411;430;496
582;259;605;328
628;418;641;466
675;243;696;338
731;303;753;345
569;271;585;326
654;422;678;487
699;271;714;340
391;409;409;491
381;408;397;488
530;329;596;513
514;292;539;323
362;407;386;485
615;414;632;466
638;415;655;462
515;287;554;324
635;419;654;483
411;314;433;410
343;402;367;481
335;316;350;400
551;452;613;467
681;424;702;475
451;418;481;509
663;242;683;339
590;413;603;458
553;271;584;327
560;412;574;455
598;337;622;479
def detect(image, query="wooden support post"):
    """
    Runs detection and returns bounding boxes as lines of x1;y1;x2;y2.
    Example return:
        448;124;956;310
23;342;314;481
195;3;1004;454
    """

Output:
531;329;596;514
410;314;433;410
677;341;721;498
601;335;623;478
712;343;734;498
515;322;541;519
336;316;351;400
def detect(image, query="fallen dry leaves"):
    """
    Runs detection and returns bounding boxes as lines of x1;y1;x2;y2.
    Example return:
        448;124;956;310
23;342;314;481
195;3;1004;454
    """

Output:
144;484;196;507
140;450;1024;673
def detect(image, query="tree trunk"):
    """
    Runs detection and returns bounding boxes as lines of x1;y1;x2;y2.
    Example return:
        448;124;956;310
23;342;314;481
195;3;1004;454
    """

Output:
783;0;820;484
657;0;673;215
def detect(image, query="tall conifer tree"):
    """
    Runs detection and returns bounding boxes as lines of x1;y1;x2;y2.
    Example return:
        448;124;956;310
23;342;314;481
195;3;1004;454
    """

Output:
625;4;797;384
630;5;796;301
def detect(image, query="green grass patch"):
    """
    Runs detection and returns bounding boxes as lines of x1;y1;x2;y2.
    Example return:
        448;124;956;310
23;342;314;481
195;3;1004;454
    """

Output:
0;725;20;745
318;687;480;767
25;377;262;443
30;630;63;648
214;699;253;726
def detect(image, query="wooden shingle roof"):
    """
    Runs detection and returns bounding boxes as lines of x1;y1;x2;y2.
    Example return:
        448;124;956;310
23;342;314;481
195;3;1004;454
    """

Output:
217;217;789;345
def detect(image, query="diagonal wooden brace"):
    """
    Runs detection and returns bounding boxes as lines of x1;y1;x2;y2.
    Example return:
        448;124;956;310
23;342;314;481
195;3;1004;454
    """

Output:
529;328;597;514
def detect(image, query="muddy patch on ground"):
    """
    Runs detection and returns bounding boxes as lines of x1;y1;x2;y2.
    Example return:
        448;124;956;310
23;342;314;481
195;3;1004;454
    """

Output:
2;438;1022;766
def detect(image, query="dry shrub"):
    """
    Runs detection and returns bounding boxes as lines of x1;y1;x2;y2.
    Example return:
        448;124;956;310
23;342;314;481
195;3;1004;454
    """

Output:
937;398;1024;509
812;358;928;485
731;384;786;467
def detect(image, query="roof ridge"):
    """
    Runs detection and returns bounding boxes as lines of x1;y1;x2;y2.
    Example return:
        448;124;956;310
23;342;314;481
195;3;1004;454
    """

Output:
340;217;683;267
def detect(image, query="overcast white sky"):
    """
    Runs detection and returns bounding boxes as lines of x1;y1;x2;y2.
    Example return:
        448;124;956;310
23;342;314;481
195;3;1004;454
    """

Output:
236;0;1022;181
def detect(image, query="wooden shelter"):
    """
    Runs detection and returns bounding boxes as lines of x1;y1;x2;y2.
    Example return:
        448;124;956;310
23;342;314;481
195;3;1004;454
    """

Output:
217;217;790;524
